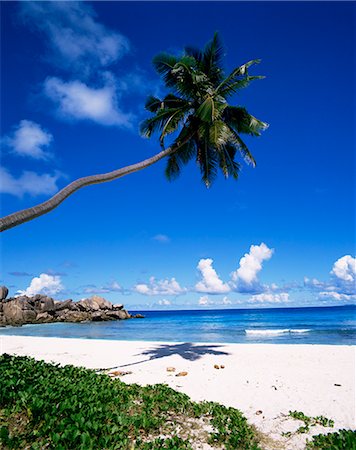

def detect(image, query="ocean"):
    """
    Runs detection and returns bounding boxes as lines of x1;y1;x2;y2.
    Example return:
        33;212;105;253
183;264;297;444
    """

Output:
0;305;355;345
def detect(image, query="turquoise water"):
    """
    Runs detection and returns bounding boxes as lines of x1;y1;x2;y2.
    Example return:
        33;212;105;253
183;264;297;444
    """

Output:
0;305;355;345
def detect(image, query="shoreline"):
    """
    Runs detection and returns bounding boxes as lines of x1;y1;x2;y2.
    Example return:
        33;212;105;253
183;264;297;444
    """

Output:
0;331;355;346
1;335;355;449
1;303;354;347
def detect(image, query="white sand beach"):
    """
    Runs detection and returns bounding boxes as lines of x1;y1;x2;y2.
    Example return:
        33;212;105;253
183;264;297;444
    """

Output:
1;335;355;449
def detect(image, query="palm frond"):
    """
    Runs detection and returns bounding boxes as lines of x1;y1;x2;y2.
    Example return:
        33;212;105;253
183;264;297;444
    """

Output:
162;94;190;109
219;75;265;97
165;139;197;181
196;97;215;123
221;145;240;179
227;126;256;166
216;59;261;93
201;32;224;84
145;95;163;113
184;45;203;62
200;144;218;187
216;59;264;98
165;154;181;180
218;144;229;178
159;107;190;144
152;53;179;87
208;120;231;149
171;55;197;74
140;107;187;138
195;129;218;187
224;106;269;136
170;56;206;99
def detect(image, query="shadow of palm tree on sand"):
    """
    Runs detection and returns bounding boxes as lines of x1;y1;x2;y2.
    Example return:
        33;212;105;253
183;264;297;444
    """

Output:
114;342;230;369
140;342;230;361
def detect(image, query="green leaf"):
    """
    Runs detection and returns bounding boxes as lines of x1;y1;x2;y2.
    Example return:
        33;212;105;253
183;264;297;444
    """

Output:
152;53;179;86
196;97;215;122
224;106;268;136
216;59;261;93
145;96;163;113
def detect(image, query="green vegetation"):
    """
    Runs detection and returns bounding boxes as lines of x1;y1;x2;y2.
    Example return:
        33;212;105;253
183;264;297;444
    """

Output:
288;410;334;434
1;355;354;449
286;410;356;449
141;32;268;187
0;354;260;449
307;430;356;449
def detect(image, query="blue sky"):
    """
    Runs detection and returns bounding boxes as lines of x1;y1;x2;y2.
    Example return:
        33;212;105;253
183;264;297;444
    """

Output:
1;1;355;310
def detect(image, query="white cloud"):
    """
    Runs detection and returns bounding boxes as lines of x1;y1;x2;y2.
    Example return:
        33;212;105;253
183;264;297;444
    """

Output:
198;295;231;307
152;234;170;243
20;2;129;75
0;166;62;197
109;281;122;291
249;292;289;304
195;258;230;294
222;296;232;305
304;277;327;289
198;295;210;306
304;255;356;302
318;291;356;302
134;277;186;296
231;243;273;286
44;77;132;127
331;255;356;282
3;120;53;159
158;299;171;306
17;273;64;297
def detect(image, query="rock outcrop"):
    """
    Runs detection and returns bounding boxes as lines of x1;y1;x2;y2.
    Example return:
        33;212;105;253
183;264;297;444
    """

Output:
0;290;143;327
0;286;9;301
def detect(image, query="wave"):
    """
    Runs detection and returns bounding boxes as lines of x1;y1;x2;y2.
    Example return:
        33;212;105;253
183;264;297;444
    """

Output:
245;329;311;336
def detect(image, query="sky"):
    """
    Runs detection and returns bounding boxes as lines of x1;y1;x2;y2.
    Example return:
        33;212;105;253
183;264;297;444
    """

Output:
0;1;355;310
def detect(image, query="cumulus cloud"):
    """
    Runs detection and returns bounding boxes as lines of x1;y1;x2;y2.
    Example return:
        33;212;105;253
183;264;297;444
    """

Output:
0;166;62;197
198;295;211;306
231;243;273;287
17;273;64;297
20;2;129;75
3;120;53;159
195;258;230;294
198;295;232;307
134;277;186;296
158;299;171;306
304;255;356;302
331;255;356;283
152;234;170;243
249;292;289;304
304;277;327;289
318;291;356;302
222;296;232;305
44;77;132;127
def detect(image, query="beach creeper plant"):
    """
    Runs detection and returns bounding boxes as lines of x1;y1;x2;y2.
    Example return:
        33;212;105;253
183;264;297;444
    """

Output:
0;354;261;449
0;33;267;232
1;355;355;449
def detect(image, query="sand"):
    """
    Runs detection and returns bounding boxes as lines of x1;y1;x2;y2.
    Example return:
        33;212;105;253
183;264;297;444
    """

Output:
1;335;355;449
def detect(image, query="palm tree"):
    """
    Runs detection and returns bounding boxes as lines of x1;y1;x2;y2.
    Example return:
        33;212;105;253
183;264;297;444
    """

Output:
0;33;267;232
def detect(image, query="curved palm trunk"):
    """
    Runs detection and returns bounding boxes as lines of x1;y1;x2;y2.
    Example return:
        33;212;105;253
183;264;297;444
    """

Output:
0;146;174;232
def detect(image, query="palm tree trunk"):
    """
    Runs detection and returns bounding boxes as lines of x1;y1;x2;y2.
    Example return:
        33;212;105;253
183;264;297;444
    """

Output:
0;146;175;232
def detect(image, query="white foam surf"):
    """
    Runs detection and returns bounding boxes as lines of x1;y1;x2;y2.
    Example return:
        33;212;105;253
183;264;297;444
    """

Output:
245;329;311;336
